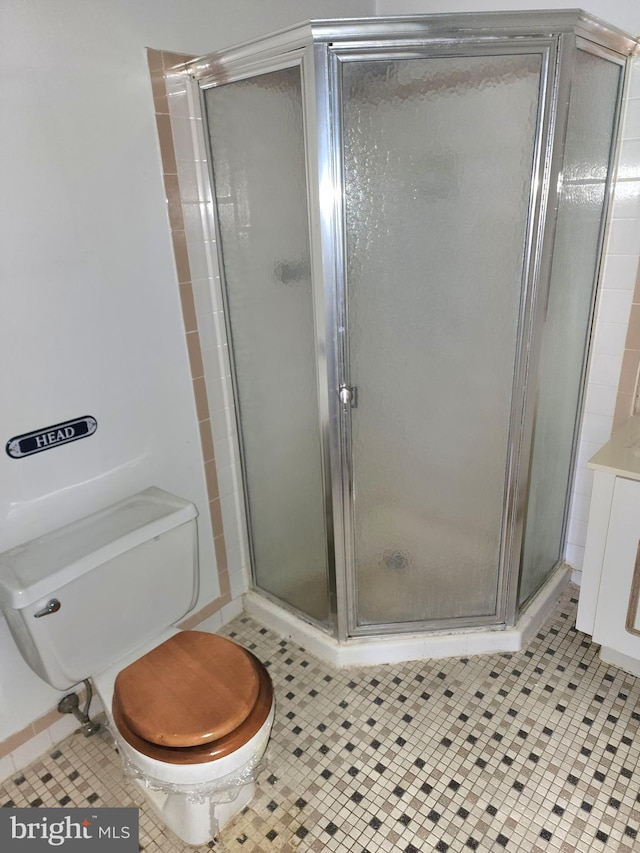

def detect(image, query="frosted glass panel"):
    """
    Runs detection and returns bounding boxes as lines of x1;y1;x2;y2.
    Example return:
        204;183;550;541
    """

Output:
342;54;542;626
204;68;329;623
518;51;622;607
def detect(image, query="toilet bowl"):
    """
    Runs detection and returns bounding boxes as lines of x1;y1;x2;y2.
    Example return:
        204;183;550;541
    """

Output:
0;487;275;845
94;629;275;844
92;631;275;845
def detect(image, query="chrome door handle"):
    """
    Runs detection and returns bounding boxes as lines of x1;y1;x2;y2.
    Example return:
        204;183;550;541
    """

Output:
339;385;353;405
34;598;61;618
339;385;358;407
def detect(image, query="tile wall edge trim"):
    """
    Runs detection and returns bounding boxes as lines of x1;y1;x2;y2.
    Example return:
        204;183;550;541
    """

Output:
147;47;232;610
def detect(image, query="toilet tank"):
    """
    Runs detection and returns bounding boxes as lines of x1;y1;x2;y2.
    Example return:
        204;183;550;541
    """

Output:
0;487;199;690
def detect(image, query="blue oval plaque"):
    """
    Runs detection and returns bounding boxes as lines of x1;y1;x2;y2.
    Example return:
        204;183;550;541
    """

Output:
6;417;98;459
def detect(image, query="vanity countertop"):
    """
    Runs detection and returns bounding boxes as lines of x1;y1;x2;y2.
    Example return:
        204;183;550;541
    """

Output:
588;414;640;481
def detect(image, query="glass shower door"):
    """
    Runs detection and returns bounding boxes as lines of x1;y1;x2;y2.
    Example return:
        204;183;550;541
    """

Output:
339;50;545;630
518;46;624;608
203;66;330;625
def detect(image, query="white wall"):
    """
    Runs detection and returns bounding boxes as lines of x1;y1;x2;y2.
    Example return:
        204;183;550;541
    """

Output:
0;0;374;744
375;0;640;34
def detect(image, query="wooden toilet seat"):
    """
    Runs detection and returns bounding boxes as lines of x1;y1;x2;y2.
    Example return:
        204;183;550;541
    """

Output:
112;632;273;765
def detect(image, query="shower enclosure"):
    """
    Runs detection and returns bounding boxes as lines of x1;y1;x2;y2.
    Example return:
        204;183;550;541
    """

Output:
186;12;635;644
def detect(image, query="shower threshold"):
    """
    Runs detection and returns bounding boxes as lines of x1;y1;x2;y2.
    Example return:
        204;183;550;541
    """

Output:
244;564;571;668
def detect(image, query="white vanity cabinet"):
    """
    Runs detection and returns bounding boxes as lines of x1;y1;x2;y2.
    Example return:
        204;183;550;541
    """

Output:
576;416;640;675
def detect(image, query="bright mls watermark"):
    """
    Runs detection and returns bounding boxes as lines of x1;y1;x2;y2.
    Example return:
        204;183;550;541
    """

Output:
0;808;138;850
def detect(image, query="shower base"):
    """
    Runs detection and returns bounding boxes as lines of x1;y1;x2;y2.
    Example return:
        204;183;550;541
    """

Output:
244;563;571;667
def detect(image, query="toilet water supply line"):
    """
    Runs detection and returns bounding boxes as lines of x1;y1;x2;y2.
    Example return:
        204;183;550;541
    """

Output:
57;679;102;737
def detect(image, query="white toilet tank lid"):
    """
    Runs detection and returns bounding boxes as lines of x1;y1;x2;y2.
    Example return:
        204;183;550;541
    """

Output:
0;487;198;610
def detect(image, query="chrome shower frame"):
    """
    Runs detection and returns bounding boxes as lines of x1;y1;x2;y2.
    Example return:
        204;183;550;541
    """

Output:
187;12;637;643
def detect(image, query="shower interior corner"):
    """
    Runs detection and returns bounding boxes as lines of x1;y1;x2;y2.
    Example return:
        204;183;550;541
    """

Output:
169;11;636;664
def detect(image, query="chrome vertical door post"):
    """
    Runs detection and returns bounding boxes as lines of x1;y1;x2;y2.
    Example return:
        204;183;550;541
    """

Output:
305;42;351;641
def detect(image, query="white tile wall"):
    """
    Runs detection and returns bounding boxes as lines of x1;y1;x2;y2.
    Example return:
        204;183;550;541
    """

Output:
5;734;58;786
0;694;106;786
567;57;640;577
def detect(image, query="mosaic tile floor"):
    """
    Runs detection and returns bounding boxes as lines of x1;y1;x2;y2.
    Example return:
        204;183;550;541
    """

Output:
2;584;640;852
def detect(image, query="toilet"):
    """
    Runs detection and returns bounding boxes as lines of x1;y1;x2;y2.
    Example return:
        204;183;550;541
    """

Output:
0;487;274;845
